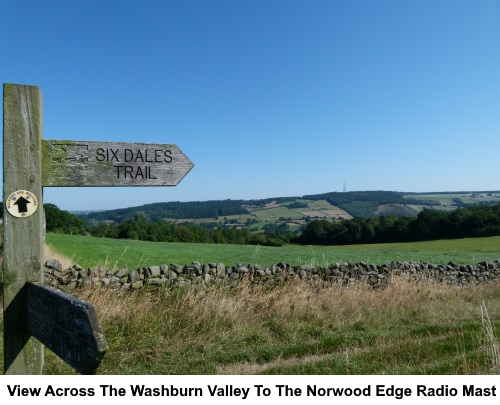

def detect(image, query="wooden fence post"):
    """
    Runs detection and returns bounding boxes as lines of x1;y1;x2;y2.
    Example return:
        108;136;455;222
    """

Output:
2;83;44;374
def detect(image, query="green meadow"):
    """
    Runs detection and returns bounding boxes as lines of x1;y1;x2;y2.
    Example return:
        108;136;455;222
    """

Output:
45;233;500;270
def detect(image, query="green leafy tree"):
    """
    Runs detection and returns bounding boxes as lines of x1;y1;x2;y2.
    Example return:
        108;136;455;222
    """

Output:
44;203;87;235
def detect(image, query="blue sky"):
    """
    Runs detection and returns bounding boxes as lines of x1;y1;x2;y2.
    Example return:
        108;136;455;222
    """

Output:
2;0;499;211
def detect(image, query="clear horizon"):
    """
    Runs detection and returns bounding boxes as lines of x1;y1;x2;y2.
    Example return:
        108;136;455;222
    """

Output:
2;1;499;211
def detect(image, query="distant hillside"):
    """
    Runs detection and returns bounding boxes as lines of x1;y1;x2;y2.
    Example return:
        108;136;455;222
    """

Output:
83;200;249;223
80;190;500;233
302;190;425;218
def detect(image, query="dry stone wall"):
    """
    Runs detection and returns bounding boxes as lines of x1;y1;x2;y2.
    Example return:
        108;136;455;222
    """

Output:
43;258;500;292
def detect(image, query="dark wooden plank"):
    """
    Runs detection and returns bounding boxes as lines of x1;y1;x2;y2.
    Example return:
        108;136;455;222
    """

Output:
2;83;44;374
42;140;194;187
26;282;109;375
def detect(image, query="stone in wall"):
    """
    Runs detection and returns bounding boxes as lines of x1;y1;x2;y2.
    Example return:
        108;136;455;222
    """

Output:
42;258;500;292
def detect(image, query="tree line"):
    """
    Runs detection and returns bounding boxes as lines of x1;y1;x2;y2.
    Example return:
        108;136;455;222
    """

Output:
0;202;288;246
21;201;500;247
89;212;291;246
299;203;500;245
83;199;250;223
44;203;88;235
81;191;431;223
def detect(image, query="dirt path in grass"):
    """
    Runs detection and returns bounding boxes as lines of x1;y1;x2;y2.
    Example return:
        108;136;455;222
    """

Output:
44;243;74;269
216;351;352;375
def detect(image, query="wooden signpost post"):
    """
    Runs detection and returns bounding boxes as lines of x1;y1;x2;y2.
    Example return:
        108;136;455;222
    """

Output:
2;83;194;374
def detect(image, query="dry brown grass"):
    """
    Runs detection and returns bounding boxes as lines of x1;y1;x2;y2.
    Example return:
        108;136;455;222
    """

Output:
82;277;499;338
480;302;500;373
64;276;500;374
3;270;498;374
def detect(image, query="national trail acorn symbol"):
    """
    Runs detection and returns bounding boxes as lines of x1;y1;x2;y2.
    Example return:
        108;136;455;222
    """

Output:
5;190;38;218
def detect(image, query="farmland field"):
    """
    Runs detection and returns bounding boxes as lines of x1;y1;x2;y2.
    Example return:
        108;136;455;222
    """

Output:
307;200;344;211
404;192;500;209
408;204;455;212
302;210;330;218
249;206;304;220
45;233;500;270
239;199;352;223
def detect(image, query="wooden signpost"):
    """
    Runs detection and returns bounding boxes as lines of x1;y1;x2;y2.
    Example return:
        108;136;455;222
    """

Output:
42;140;193;187
2;83;194;374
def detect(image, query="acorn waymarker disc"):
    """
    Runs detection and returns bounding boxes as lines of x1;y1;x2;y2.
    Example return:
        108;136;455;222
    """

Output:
5;189;38;218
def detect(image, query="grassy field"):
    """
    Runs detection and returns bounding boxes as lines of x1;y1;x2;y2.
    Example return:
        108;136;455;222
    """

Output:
1;235;499;375
45;233;500;270
1;274;498;375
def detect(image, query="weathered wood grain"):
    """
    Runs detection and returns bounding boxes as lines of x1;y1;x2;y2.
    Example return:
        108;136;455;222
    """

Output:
42;140;194;187
2;83;44;374
26;282;108;375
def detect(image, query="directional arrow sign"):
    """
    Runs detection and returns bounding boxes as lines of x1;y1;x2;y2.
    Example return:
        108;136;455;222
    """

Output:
26;282;109;375
5;190;39;218
13;196;30;213
42;140;194;187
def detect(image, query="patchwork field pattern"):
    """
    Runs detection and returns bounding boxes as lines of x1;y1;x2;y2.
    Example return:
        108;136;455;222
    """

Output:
160;199;352;232
403;192;500;213
245;200;352;222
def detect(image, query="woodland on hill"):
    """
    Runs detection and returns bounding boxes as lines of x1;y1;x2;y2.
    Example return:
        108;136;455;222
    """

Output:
45;202;500;247
299;203;500;245
1;191;499;247
80;191;426;223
